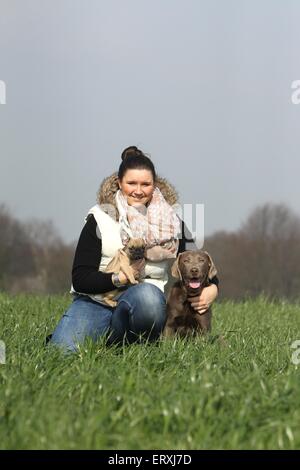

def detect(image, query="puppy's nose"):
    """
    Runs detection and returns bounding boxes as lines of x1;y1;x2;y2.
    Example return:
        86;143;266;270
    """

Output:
191;267;199;275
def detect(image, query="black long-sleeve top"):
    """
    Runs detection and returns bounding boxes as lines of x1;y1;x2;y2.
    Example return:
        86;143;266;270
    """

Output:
72;214;219;294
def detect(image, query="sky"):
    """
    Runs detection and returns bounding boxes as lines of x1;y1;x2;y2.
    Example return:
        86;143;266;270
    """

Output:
0;0;300;244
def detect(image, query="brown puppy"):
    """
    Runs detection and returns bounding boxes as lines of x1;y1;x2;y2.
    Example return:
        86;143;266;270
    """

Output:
102;238;146;307
163;250;217;337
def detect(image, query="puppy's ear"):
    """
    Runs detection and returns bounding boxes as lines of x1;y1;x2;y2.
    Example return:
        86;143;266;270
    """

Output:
171;254;182;280
203;251;218;280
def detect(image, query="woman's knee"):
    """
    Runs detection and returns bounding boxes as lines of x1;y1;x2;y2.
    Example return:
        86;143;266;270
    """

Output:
130;283;165;314
131;283;165;303
126;283;166;327
49;297;112;352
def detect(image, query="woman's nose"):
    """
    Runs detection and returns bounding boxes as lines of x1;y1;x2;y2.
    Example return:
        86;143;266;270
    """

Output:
133;185;143;194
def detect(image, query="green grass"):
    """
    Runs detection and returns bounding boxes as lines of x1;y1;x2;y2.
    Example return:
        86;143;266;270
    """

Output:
0;293;300;450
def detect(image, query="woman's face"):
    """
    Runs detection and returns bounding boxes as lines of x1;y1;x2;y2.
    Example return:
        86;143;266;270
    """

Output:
118;169;154;206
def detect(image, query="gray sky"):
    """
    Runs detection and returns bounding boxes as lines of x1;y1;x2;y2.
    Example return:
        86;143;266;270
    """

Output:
1;0;300;243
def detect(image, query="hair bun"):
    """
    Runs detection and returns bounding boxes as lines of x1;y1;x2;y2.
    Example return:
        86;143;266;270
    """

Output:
121;146;143;161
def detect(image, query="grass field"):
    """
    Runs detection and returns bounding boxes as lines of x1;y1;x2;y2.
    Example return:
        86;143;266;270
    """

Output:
0;293;300;450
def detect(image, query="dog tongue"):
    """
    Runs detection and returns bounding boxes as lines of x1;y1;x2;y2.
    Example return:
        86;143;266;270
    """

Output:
189;281;201;289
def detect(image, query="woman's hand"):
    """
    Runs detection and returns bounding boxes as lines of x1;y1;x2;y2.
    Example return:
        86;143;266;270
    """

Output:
116;259;146;286
188;284;218;314
117;271;130;285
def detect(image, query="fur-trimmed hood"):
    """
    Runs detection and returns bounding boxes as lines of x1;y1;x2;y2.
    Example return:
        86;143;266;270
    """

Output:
97;172;179;212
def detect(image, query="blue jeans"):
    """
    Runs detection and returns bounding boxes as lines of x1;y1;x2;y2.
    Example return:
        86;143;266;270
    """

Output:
50;283;166;352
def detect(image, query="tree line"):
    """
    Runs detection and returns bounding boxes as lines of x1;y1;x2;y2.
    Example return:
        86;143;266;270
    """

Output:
1;202;300;300
0;204;74;294
204;203;300;300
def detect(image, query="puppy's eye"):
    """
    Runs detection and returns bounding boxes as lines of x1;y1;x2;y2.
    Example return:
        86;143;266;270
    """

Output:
184;259;191;263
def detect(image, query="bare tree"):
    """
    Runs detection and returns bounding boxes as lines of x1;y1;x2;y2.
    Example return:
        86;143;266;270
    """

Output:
23;218;75;293
205;203;300;300
0;205;75;294
0;204;36;289
240;203;300;298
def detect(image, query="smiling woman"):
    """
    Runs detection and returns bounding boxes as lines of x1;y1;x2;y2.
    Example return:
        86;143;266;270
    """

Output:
118;169;154;207
118;146;156;204
49;145;219;352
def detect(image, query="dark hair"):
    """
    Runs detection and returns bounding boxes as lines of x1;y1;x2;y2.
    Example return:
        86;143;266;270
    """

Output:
118;146;156;182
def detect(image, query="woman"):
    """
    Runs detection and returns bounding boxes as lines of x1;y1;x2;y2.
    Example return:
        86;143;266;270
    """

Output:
50;146;219;351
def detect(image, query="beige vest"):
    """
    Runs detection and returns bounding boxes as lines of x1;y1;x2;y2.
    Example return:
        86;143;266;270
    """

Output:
71;204;172;304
